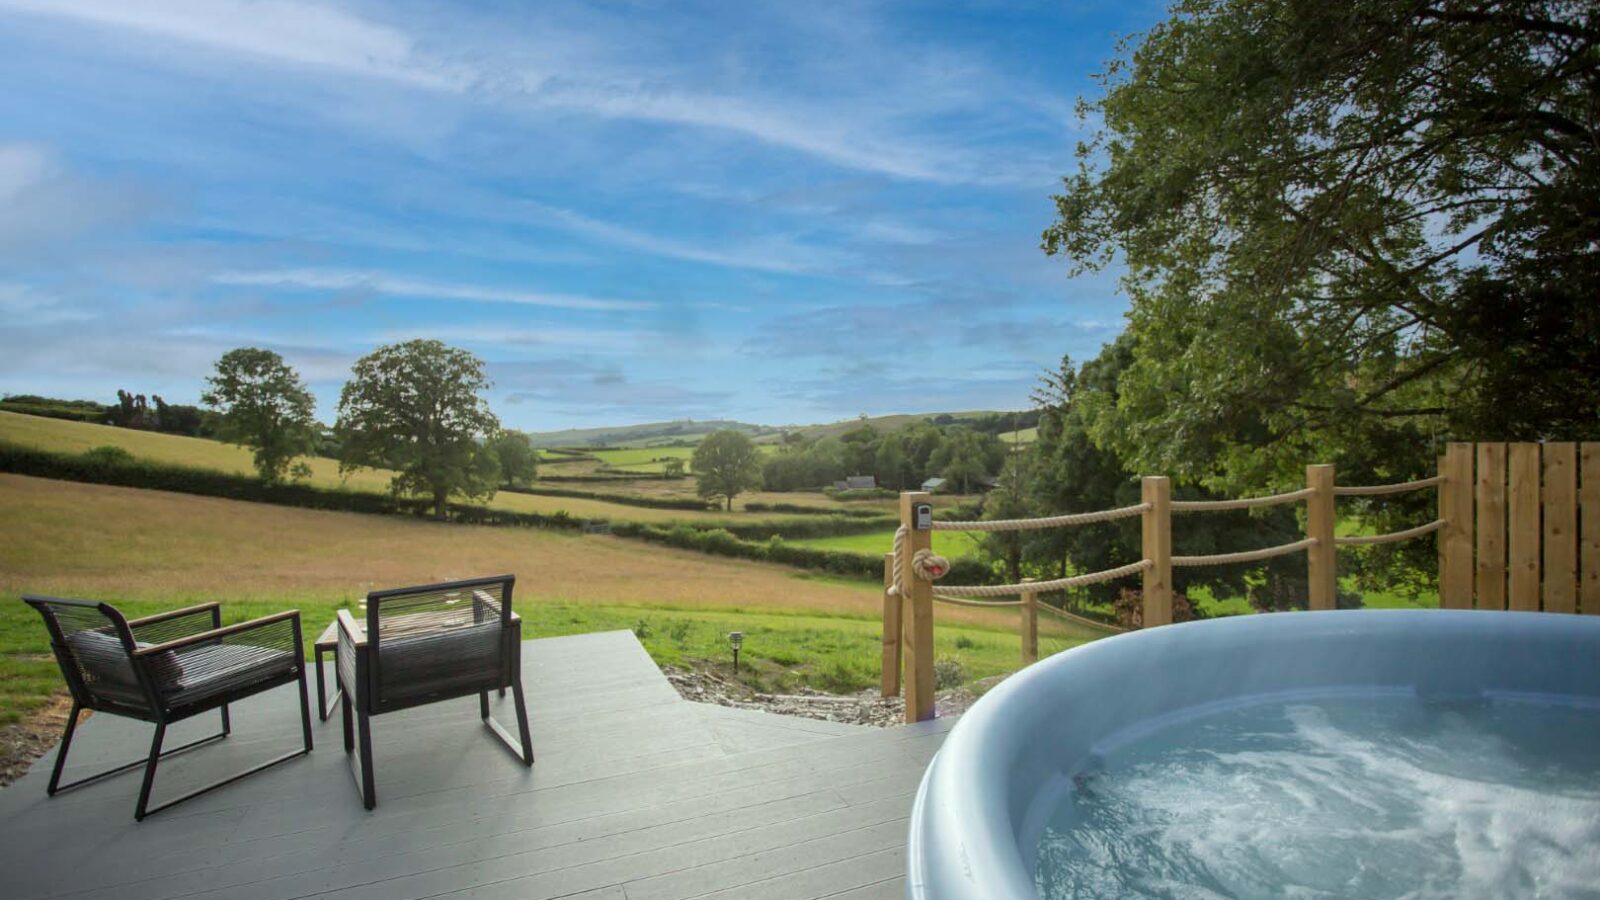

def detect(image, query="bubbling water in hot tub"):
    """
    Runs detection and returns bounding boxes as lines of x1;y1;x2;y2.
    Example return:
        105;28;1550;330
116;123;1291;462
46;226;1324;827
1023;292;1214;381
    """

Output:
1036;694;1600;899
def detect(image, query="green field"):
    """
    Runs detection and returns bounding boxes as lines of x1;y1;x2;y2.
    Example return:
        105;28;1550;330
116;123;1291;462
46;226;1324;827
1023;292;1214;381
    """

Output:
0;412;821;525
0;474;1112;723
997;426;1038;444
790;529;986;560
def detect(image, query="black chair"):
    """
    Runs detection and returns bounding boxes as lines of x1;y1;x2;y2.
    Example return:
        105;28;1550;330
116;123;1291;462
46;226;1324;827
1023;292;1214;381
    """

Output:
336;574;532;809
23;595;313;820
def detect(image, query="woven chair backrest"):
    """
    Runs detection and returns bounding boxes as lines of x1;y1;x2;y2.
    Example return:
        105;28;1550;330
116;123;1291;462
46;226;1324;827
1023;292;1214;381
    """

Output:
24;596;151;714
364;575;514;709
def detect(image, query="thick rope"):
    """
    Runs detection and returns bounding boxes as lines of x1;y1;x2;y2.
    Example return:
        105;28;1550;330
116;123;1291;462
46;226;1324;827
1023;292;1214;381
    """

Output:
1333;476;1444;496
931;559;1152;598
932;503;1150;532
887;525;908;598
931;595;1023;608
1335;518;1445;546
1171;488;1314;512
1037;602;1128;633
912;548;951;581
1171;537;1318;567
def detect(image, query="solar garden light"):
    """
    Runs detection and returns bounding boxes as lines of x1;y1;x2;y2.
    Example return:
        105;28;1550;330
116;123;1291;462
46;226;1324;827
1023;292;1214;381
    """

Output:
727;631;744;672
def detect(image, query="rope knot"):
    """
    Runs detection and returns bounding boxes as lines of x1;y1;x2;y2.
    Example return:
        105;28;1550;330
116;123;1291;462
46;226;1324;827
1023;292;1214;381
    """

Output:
912;548;951;581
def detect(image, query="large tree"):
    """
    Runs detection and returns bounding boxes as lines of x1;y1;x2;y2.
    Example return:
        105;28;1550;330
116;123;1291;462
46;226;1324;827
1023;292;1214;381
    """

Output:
692;429;763;510
336;340;502;519
202;348;319;483
1046;0;1600;498
491;430;539;487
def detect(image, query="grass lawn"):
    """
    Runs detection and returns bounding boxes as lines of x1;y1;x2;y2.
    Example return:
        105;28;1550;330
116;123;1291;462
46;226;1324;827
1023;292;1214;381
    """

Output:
789;529;986;560
0;474;1112;723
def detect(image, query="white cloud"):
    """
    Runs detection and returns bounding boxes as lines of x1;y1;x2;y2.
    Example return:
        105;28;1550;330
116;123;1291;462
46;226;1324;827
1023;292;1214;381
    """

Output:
0;0;461;89
0;0;1054;185
213;268;655;312
522;202;846;276
0;141;154;256
371;324;656;352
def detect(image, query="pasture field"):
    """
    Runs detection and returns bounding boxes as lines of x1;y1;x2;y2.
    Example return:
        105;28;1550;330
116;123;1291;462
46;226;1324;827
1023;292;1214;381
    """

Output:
997;426;1038;444
0;474;1110;723
790;529;986;560
0;412;821;525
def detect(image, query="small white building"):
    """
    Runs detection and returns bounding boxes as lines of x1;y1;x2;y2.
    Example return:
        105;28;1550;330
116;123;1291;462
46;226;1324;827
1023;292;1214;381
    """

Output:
921;477;947;492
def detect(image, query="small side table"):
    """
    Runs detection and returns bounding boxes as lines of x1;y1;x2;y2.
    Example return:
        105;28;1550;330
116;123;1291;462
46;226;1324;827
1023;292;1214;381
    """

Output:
314;619;343;721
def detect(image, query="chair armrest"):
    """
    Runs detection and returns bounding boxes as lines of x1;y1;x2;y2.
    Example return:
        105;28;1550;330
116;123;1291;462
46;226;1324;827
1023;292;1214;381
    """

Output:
129;602;223;645
128;602;221;628
135;609;301;656
336;609;367;647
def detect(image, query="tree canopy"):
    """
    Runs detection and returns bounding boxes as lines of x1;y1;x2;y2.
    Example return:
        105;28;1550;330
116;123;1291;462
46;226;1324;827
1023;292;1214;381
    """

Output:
691;429;763;510
1046;0;1600;496
335;340;501;519
201;347;318;483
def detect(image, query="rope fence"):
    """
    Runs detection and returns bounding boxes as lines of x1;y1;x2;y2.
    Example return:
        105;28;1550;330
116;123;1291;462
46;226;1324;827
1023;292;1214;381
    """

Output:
1172;537;1319;568
930;503;1149;532
930;595;1023;608
931;559;1153;598
1171;488;1314;512
1333;475;1443;496
1335;518;1445;546
1037;601;1129;633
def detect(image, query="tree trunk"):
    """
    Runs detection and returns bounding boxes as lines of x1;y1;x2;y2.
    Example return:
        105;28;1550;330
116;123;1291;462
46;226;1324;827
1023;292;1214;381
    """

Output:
433;487;449;521
725;496;733;511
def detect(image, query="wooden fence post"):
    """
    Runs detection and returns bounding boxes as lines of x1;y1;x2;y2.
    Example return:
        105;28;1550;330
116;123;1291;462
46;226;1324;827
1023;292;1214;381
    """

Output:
1439;443;1475;609
898;492;935;723
1141;476;1172;627
1476;443;1508;610
1543;443;1577;613
1020;578;1037;665
1306;464;1337;611
880;552;901;697
1508;443;1541;611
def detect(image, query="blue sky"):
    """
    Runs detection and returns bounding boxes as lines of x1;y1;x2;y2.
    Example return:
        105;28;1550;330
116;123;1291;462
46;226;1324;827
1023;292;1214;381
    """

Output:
0;0;1160;431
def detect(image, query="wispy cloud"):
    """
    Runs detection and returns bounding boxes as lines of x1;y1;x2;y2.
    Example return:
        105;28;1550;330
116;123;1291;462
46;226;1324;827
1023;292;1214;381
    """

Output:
372;324;656;352
213;269;655;312
0;0;1055;186
521;202;845;276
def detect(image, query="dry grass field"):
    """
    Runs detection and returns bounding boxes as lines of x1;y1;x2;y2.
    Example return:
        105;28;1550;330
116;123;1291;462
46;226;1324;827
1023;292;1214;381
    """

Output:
0;474;1110;723
0;412;821;524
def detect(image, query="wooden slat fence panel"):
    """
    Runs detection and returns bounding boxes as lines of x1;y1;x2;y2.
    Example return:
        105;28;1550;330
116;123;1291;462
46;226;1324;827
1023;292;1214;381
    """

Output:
1583;443;1599;615
1542;443;1577;613
1439;444;1475;609
1475;443;1507;610
1508;443;1542;611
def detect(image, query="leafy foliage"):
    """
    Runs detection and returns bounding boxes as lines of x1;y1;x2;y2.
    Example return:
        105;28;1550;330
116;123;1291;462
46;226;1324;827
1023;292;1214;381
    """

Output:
336;340;502;519
490;430;539;487
691;429;763;511
1045;0;1600;497
202;348;318;483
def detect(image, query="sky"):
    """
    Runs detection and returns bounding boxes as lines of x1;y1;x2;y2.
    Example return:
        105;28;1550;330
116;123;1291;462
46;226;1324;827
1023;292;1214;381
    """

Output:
0;0;1162;432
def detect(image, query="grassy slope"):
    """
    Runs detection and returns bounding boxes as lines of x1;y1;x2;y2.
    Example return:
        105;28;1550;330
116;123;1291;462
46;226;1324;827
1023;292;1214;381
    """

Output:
0;474;1112;723
790;529;986;560
0;412;817;525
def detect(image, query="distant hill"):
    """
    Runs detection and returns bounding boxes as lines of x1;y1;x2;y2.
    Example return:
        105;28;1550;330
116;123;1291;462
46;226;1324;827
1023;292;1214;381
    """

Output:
524;419;776;448
526;409;1037;449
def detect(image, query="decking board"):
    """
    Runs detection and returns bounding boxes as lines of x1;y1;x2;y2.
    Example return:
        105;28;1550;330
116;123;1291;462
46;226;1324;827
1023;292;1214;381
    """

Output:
0;630;947;900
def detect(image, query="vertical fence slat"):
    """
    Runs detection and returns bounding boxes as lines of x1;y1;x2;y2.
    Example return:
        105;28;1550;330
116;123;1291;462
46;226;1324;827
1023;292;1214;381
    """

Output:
1508;442;1542;611
880;552;901;697
1542;443;1577;613
1475;443;1508;610
1581;443;1599;615
1439;443;1475;609
1141;476;1172;627
1020;579;1037;665
1306;464;1337;611
898;492;935;723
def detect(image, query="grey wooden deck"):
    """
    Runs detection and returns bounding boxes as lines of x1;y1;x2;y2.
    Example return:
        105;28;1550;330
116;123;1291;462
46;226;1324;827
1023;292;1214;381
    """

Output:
0;630;951;900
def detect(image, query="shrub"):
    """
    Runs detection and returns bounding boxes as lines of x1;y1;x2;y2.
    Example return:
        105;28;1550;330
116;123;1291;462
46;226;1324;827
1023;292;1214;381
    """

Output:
933;656;966;690
1112;587;1201;629
83;445;134;465
499;483;711;511
952;635;975;650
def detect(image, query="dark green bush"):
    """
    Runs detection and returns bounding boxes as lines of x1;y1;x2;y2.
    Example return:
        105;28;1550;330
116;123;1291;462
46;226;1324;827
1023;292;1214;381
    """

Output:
499;483;711;511
742;502;883;518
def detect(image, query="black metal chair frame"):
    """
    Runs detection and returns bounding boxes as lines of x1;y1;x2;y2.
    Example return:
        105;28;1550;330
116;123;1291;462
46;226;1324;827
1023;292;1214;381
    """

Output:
23;595;314;821
337;574;532;809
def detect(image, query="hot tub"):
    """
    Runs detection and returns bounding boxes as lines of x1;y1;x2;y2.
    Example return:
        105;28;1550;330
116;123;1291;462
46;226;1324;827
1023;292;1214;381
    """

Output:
907;610;1600;899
